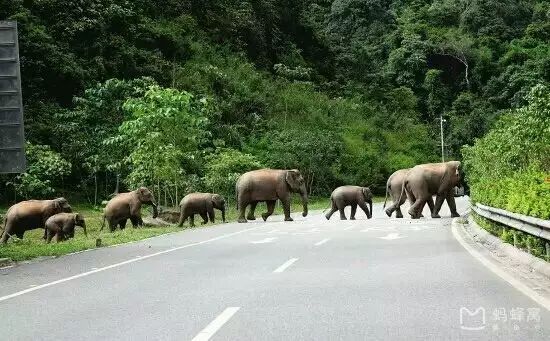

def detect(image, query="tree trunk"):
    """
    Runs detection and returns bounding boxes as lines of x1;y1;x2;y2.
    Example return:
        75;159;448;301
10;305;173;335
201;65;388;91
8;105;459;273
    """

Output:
94;172;98;206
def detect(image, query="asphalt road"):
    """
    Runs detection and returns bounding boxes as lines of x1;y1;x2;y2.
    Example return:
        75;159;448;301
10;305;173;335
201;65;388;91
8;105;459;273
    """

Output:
1;197;549;340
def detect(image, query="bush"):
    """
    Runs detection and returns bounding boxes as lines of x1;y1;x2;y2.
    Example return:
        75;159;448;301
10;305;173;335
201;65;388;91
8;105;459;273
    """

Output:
463;85;550;219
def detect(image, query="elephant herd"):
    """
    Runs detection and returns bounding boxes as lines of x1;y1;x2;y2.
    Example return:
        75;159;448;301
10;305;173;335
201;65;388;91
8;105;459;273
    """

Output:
0;161;462;244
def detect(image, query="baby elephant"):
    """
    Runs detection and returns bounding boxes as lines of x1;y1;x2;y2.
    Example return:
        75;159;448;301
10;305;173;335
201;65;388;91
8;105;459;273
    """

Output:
44;213;87;243
326;186;373;220
178;193;226;227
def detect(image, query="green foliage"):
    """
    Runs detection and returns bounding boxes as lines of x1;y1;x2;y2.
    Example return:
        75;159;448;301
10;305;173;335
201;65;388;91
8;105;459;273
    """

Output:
463;85;550;219
106;86;210;191
8;143;71;199
202;149;263;197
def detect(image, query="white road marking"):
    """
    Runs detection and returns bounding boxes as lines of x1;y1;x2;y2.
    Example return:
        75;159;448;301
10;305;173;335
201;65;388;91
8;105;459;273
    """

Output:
378;233;404;240
273;258;299;273
314;238;330;246
452;220;550;312
0;225;266;303
191;307;240;341
343;226;355;231
250;237;277;244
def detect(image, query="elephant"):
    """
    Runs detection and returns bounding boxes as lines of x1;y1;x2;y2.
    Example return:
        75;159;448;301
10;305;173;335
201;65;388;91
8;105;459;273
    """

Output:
402;161;462;219
383;169;430;218
44;213;87;243
101;187;158;232
236;169;308;223
178;193;226;227
325;186;373;220
1;198;72;243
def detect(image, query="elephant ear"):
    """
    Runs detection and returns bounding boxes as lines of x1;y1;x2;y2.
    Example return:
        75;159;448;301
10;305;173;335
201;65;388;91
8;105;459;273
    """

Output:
51;200;61;212
362;187;372;200
285;170;302;190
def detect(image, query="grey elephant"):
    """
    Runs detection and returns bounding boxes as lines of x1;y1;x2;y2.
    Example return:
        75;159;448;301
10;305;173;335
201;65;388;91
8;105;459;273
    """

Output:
1;198;72;243
236;169;308;223
383;169;430;218
403;161;462;219
45;213;87;243
178;193;226;227
101;187;158;232
325;186;373;220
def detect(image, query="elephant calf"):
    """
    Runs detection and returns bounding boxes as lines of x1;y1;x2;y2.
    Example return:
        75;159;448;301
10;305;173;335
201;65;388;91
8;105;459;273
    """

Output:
326;186;373;220
45;213;87;243
178;193;226;227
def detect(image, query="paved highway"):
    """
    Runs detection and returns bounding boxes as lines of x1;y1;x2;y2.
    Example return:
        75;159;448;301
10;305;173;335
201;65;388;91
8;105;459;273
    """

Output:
1;197;549;340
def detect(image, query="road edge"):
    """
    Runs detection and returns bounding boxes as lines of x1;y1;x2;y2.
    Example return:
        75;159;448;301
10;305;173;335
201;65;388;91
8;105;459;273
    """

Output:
452;218;550;312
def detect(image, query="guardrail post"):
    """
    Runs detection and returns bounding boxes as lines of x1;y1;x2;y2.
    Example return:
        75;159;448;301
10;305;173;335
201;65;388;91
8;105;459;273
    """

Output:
512;230;517;247
546;242;550;262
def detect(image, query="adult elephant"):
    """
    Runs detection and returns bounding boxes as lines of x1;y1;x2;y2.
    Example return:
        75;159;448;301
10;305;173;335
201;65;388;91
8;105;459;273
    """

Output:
383;169;430;218
325;186;372;220
178;193;226;227
403;161;462;219
1;198;72;243
236;169;308;223
101;187;158;232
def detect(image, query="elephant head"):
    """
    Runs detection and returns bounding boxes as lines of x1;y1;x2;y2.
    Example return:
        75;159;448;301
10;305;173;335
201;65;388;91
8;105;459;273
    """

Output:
361;187;373;219
285;170;308;217
73;213;87;237
447;161;462;187
211;194;226;222
52;197;72;214
136;187;158;218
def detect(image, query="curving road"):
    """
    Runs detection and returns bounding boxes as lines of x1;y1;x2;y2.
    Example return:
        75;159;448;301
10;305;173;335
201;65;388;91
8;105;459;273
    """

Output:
1;197;549;340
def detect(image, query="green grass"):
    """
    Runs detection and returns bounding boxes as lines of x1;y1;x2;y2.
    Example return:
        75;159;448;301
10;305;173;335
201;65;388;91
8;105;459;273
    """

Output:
0;197;332;262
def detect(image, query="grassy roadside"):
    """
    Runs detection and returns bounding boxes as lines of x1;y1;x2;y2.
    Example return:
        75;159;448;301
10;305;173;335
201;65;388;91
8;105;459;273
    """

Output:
0;197;331;262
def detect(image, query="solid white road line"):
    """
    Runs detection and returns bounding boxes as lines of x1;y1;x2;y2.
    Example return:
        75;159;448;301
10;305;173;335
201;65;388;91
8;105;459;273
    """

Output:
0;225;265;303
314;238;330;246
452;220;550;312
191;307;240;341
273;258;299;273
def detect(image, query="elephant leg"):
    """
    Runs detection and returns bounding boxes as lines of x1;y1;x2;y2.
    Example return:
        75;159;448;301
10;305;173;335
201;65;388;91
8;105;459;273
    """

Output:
178;208;187;227
395;207;403;218
338;204;347;220
0;228;9;243
350;204;357;220
426;197;435;218
129;216;140;228
262;200;276;221
189;215;196;227
237;199;248;223
119;219;128;230
408;197;426;219
446;192;460;217
384;203;395;217
325;200;338;220
247;202;257;220
358;202;371;219
200;212;208;225
46;230;53;243
432;194;446;218
16;231;24;239
281;197;293;221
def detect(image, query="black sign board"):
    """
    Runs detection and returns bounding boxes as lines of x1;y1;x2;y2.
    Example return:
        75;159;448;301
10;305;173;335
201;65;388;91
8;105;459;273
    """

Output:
0;21;26;173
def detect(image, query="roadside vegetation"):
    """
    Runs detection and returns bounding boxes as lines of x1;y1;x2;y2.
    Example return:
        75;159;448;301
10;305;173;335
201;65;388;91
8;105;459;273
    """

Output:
0;2;549;259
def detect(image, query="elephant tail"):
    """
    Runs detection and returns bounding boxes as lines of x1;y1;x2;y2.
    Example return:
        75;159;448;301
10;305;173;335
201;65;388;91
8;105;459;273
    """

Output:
383;183;390;209
396;180;407;209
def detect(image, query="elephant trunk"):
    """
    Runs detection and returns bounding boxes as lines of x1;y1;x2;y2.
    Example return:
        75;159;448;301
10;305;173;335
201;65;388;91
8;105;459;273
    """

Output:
81;222;87;237
151;202;158;218
221;207;226;223
300;186;308;217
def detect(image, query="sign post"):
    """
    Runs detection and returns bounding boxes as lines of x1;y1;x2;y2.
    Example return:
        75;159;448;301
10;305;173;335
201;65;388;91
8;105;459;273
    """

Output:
0;21;26;173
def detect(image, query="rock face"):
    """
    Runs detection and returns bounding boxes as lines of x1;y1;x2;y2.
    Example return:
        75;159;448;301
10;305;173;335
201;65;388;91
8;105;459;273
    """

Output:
157;209;180;224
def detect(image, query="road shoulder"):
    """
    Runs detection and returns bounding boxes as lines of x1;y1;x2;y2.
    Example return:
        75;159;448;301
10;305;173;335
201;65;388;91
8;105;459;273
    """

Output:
452;216;550;311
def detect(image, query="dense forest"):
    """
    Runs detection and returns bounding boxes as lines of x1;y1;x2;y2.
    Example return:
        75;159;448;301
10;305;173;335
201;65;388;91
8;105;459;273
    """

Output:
1;0;549;207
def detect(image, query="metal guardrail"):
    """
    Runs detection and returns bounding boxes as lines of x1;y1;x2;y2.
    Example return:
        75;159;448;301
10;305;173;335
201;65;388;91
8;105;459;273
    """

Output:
472;203;550;242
